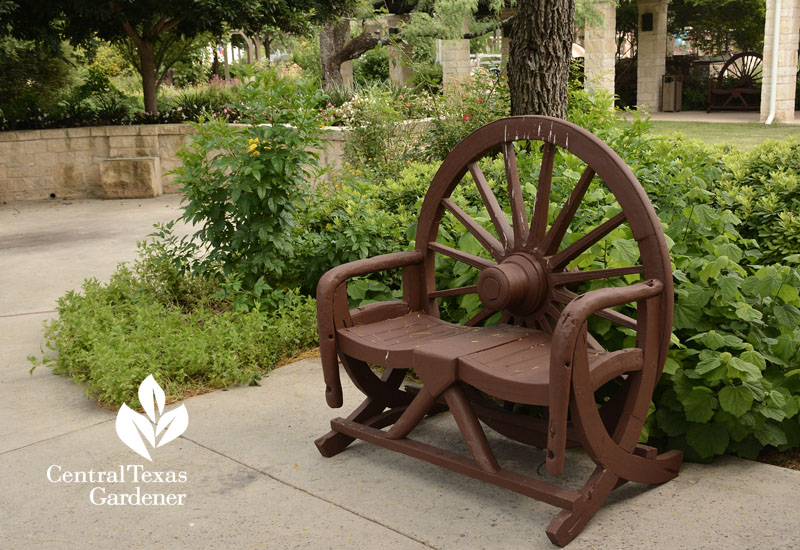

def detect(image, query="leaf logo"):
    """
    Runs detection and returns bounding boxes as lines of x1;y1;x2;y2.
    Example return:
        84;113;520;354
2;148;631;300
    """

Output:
115;375;188;461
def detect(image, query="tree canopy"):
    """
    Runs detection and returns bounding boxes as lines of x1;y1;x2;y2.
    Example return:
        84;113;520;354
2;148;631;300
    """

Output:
0;0;354;113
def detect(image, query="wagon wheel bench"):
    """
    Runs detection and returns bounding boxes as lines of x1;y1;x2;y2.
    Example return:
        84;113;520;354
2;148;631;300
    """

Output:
706;51;763;112
314;116;683;547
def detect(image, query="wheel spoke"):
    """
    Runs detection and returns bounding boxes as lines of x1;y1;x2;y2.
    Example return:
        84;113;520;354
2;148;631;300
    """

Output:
502;142;529;247
536;313;553;334
442;198;504;260
528;142;556;248
553;289;638;330
428;285;478;299
429;241;495;270
548;212;626;271
540;166;595;255
498;311;512;325
550;265;644;286
469;161;514;249
466;307;495;327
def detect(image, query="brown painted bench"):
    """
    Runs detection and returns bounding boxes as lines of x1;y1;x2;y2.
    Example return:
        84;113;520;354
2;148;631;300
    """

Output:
707;51;762;112
314;116;683;546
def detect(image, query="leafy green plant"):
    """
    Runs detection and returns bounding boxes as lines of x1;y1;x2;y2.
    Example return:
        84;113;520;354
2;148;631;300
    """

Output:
29;240;318;408
717;138;800;265
353;45;390;84
171;67;325;293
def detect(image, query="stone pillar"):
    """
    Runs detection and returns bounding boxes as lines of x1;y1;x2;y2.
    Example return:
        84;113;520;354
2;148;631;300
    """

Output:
761;0;800;122
583;0;616;97
387;15;413;86
636;0;669;111
441;39;471;85
441;18;471;86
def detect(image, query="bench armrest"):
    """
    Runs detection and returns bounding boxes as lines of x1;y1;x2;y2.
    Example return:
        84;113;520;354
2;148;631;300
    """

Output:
546;279;665;476
317;250;425;408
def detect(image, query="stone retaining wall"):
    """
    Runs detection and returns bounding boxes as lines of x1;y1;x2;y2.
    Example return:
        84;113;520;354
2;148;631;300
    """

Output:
0;124;349;203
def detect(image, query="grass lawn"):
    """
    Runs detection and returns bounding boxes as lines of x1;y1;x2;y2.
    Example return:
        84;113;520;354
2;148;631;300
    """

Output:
645;120;800;150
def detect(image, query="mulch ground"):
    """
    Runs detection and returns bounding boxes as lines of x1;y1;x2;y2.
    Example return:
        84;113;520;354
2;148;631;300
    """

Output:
758;448;800;471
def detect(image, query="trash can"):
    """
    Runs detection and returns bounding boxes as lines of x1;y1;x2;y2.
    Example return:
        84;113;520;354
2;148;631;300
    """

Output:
662;75;683;112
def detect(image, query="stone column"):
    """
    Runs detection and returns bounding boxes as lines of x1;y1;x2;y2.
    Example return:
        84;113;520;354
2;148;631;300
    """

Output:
636;0;669;111
583;0;616;97
386;15;413;86
761;0;800;122
441;39;471;85
441;18;471;86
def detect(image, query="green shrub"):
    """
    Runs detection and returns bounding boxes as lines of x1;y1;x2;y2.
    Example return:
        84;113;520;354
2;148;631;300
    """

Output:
171;68;324;293
0;38;77;129
353;46;390;84
718;138;800;265
334;84;433;178
30;241;318;408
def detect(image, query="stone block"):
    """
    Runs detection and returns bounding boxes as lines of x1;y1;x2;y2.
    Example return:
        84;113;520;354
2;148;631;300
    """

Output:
22;141;42;155
74;151;94;165
100;157;162;199
157;124;183;135
94;138;110;158
47;139;70;153
57;152;76;164
109;135;137;149
37;152;60;167
66;127;91;138
84;164;101;187
69;137;93;152
91;127;109;137
15;130;41;141
55;165;86;197
138;125;158;135
45;129;68;139
107;125;138;136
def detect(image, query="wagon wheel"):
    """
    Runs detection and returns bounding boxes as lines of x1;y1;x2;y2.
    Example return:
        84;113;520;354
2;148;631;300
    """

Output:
415;115;673;385
720;51;763;89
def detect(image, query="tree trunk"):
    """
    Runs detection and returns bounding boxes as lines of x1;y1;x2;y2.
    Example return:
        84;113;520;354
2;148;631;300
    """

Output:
508;0;576;118
263;34;271;63
212;39;220;78
320;21;351;90
138;41;159;115
223;41;230;81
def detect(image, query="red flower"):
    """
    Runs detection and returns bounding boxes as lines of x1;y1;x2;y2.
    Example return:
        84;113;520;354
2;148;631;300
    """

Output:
463;114;472;121
477;98;483;103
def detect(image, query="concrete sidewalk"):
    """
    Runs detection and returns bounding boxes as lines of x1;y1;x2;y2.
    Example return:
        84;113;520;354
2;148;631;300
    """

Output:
2;196;800;549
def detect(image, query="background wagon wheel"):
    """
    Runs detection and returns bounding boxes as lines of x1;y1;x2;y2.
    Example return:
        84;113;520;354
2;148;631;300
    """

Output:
720;51;763;89
414;116;673;384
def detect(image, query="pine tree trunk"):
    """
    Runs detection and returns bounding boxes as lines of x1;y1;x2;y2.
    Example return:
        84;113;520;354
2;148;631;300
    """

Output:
508;0;575;118
319;20;350;90
138;41;159;115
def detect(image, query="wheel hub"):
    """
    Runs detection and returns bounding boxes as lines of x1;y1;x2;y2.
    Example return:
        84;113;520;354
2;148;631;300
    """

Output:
477;254;547;315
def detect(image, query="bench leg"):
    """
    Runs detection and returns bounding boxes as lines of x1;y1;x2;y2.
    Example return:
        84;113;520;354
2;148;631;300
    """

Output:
546;466;619;547
315;357;411;457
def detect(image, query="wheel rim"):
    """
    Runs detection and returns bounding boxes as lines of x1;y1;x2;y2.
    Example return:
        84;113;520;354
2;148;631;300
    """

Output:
720;51;763;88
415;116;673;374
